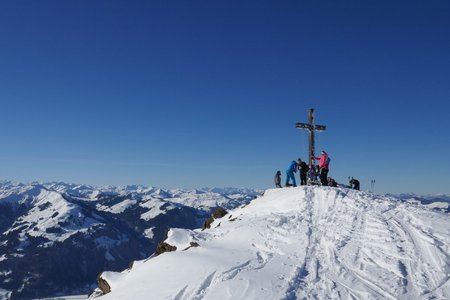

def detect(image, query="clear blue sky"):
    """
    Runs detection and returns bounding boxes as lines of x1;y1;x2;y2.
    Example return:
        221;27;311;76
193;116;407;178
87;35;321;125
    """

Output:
0;0;449;194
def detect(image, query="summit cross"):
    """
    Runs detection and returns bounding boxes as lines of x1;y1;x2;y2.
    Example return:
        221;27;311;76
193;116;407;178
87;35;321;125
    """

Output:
296;108;327;166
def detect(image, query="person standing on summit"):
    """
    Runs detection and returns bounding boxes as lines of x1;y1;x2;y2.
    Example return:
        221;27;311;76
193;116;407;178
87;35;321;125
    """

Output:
274;171;282;188
298;159;309;186
285;160;298;187
312;151;330;186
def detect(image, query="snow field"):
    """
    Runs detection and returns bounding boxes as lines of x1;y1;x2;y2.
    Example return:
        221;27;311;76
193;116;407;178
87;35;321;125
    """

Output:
99;186;449;299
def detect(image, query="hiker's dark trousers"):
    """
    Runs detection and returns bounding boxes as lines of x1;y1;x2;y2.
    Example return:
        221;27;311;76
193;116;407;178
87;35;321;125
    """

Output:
300;174;307;185
320;168;328;186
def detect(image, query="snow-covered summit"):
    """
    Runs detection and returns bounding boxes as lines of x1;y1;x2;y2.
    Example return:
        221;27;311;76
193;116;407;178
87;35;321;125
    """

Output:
96;186;450;300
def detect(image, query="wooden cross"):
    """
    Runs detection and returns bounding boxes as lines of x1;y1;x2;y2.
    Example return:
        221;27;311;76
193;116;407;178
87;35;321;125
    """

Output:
296;108;326;166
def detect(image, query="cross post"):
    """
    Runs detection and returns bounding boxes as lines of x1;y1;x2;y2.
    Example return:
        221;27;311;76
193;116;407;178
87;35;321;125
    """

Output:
296;108;327;166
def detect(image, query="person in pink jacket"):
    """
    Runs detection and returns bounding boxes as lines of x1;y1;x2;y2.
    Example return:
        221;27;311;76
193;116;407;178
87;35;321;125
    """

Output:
312;150;330;186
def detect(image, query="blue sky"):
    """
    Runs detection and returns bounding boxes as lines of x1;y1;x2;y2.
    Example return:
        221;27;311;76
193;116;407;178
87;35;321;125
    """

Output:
0;0;449;194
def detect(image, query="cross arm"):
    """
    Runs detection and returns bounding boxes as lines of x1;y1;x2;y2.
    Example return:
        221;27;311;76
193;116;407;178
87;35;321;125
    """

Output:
295;122;312;129
296;123;326;132
315;124;326;132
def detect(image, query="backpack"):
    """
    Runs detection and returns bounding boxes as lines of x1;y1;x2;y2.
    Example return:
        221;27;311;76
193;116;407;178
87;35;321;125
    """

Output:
328;178;337;187
325;156;331;166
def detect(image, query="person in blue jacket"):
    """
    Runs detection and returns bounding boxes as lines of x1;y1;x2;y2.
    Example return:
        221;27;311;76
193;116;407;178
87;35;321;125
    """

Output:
285;160;298;187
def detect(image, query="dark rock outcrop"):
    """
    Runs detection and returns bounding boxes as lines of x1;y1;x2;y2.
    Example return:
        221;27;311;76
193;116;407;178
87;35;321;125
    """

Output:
212;207;227;219
202;207;228;230
202;217;215;230
183;241;200;251
98;275;111;295
190;241;200;248
154;242;177;256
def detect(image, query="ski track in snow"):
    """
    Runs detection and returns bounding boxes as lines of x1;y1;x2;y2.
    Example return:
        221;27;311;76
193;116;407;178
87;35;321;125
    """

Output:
99;187;450;300
283;188;449;300
191;271;216;300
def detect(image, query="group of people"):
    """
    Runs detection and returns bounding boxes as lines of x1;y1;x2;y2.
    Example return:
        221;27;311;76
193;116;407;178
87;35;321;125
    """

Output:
274;150;361;189
274;150;331;188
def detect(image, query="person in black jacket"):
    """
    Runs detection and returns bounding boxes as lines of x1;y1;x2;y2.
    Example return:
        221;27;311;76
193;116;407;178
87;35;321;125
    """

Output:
349;177;360;190
298;159;309;186
274;171;282;188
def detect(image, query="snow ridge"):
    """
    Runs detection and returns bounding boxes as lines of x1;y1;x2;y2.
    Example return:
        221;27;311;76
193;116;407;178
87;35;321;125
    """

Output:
98;186;450;300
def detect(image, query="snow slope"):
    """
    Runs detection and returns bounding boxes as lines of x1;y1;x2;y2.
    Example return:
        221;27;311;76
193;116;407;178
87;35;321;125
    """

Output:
0;181;261;299
97;186;450;300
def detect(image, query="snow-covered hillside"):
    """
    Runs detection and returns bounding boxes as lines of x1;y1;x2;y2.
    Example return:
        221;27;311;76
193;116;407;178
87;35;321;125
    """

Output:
96;187;450;300
0;181;261;300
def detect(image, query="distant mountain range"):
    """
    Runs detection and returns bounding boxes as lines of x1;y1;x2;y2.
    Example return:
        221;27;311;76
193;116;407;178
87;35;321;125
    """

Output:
0;181;262;300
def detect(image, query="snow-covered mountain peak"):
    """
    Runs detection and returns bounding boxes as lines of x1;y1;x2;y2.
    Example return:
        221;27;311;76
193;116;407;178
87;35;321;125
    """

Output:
97;186;450;300
3;186;102;246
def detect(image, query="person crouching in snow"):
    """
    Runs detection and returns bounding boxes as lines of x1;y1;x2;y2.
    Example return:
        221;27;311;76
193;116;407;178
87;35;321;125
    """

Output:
285;160;298;187
312;150;330;186
274;171;282;188
349;177;360;190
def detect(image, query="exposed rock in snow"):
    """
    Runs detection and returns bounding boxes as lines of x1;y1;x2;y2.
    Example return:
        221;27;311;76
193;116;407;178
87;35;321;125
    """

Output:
98;275;111;295
154;242;177;256
202;207;228;230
